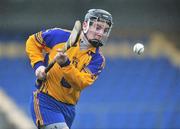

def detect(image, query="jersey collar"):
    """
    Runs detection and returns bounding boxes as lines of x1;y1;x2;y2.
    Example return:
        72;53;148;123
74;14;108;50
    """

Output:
78;39;97;53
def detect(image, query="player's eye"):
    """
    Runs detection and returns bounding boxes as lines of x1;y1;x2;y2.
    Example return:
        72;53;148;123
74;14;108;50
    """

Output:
104;28;109;34
96;25;102;31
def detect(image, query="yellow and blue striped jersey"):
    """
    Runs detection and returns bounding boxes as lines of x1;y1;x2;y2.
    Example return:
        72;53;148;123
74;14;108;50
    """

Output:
26;28;105;105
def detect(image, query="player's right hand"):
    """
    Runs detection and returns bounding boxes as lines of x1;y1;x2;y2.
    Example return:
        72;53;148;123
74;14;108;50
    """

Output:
35;66;46;80
55;49;68;66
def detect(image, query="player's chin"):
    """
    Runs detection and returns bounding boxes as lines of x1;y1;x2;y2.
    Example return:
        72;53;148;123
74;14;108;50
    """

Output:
94;36;103;41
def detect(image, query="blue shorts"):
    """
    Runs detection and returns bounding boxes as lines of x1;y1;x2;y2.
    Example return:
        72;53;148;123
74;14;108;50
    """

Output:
30;90;75;128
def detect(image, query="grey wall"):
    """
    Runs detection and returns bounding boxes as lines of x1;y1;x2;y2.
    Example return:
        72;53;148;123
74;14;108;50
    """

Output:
0;0;180;37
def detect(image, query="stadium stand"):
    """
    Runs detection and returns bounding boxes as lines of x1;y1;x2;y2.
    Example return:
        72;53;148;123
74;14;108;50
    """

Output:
0;40;180;128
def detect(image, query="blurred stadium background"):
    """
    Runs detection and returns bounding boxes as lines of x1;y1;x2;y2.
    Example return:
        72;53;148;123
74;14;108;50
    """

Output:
0;0;180;129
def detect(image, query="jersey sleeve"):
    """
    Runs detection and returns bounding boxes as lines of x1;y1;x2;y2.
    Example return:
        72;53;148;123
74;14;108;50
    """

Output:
85;51;105;77
36;28;70;48
26;34;46;69
60;52;105;91
26;28;70;70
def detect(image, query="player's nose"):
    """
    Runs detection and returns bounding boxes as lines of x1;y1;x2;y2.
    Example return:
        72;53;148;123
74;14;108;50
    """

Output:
96;31;103;39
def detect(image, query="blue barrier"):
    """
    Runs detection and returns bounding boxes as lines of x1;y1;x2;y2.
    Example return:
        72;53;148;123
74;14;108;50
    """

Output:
0;57;180;128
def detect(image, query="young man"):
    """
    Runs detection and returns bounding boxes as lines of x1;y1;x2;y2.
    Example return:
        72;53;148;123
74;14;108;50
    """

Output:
26;9;113;129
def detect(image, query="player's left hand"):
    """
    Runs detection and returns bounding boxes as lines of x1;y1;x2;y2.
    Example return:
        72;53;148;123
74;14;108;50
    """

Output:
55;49;68;66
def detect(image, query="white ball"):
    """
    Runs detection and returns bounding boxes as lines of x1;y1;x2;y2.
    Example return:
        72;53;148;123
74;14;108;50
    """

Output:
133;43;144;55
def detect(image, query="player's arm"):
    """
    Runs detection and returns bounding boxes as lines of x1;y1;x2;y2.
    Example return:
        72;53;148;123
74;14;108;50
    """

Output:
26;31;51;80
57;52;105;91
26;32;46;69
26;29;70;70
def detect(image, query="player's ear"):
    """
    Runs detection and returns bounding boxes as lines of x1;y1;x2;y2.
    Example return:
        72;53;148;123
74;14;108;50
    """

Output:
82;21;87;30
83;21;89;33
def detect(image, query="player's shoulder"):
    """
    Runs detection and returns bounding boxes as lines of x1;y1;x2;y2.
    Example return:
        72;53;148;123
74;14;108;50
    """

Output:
42;27;71;37
91;47;105;64
87;47;105;73
41;28;71;48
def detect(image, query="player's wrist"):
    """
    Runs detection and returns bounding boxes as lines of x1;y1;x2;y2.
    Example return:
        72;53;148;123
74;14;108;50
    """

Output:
33;61;45;71
59;59;71;67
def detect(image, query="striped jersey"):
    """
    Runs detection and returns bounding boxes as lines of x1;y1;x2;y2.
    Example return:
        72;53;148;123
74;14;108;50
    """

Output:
26;28;105;105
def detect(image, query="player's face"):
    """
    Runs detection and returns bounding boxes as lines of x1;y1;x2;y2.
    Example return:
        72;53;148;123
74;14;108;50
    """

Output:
85;20;111;43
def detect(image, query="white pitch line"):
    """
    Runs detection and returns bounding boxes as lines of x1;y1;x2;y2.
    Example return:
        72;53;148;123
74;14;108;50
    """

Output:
0;88;36;129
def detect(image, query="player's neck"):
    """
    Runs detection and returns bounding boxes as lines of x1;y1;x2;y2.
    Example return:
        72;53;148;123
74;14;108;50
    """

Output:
80;33;92;50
